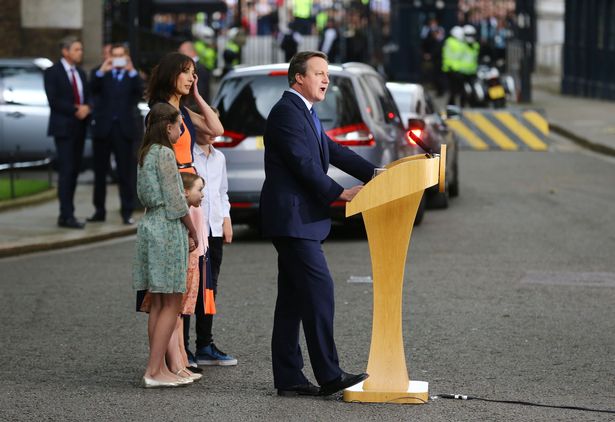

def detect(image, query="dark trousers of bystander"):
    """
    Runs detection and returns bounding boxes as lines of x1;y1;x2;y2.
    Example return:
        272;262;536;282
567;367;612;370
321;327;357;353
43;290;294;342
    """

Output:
184;235;223;350
54;127;86;220
92;123;137;220
447;71;467;108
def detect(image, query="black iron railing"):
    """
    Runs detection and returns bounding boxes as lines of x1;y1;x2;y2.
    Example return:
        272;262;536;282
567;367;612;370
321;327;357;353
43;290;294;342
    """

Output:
0;155;53;200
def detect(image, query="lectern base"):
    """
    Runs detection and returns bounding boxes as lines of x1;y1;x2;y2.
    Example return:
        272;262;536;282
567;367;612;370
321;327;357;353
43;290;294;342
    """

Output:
343;380;429;404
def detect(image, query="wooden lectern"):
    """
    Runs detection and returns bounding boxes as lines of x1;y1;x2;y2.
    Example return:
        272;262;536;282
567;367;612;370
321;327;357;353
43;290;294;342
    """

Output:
342;146;446;404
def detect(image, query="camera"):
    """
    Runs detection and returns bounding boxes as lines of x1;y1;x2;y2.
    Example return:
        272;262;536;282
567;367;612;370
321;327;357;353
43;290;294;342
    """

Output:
112;57;127;68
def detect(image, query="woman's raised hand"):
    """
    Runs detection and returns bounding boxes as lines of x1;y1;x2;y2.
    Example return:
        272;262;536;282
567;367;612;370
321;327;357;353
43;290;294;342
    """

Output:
191;72;201;99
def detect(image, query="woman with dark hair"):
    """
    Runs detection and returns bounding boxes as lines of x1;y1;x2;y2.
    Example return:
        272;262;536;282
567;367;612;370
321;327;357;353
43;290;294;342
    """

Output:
146;52;223;172
141;53;223;384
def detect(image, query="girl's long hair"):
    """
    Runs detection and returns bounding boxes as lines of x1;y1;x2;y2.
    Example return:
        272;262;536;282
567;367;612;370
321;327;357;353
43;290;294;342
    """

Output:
138;103;180;166
146;52;195;106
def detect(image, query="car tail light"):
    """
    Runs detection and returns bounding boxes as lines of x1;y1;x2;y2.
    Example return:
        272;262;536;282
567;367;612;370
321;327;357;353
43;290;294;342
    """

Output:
326;123;375;146
213;130;246;148
405;117;425;146
231;202;256;208
268;70;288;76
406;128;422;146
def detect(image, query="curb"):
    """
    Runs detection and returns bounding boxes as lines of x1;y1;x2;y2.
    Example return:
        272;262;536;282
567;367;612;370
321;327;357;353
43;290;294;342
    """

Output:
0;226;137;258
0;188;57;212
550;124;615;158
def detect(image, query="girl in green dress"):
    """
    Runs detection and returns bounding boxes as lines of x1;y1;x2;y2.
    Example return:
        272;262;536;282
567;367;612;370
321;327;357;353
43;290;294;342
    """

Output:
133;103;199;388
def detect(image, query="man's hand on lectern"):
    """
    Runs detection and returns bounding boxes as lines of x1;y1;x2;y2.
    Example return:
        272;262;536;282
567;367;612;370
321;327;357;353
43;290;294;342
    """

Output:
338;185;363;202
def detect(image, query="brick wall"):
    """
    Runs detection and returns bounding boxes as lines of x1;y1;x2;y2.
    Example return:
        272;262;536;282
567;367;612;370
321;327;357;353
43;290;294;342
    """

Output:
0;0;81;60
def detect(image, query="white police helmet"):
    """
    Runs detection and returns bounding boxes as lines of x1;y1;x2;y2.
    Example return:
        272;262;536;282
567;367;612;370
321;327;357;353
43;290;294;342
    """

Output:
451;26;464;41
193;23;214;41
463;24;477;41
227;27;240;40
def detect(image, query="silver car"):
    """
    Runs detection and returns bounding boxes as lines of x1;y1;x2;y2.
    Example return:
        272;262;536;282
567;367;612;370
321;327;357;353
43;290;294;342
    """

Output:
0;58;92;164
0;58;55;162
386;82;459;208
212;62;423;226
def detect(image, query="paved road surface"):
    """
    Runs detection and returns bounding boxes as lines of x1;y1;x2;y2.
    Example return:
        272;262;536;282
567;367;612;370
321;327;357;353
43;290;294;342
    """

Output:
1;135;614;421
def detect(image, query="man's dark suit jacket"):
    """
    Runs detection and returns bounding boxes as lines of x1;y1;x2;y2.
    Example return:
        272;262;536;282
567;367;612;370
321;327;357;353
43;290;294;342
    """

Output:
260;91;375;241
44;61;90;137
90;70;143;140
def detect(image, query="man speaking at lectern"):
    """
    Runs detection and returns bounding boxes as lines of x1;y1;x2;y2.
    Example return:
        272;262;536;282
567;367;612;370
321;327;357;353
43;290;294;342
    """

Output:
260;51;376;397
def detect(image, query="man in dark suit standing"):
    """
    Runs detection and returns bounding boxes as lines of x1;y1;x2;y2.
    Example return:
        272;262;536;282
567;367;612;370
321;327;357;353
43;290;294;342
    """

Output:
44;36;91;229
88;43;143;225
260;51;376;397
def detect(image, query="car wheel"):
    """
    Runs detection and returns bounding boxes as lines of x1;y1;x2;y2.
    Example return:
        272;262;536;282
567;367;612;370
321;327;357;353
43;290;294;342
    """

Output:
414;194;426;226
493;98;506;109
428;185;449;209
449;159;459;198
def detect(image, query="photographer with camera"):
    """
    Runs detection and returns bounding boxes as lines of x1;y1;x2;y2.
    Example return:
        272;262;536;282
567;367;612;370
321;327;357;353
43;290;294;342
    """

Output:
89;43;144;225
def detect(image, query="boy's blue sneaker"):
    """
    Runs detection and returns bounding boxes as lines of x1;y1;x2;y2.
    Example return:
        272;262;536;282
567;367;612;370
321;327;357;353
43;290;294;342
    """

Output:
196;343;238;366
186;349;198;368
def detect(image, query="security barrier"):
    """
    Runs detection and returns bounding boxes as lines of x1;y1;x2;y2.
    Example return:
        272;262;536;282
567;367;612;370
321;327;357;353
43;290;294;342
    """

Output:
447;109;550;151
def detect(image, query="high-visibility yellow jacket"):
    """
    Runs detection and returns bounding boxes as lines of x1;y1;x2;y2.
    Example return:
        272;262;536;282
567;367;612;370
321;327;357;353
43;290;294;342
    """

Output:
293;0;312;19
195;40;217;71
459;41;480;75
442;36;465;73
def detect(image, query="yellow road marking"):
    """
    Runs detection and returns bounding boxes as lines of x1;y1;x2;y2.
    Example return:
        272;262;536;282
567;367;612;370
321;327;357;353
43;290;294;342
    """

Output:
446;119;489;150
522;111;550;136
493;112;548;151
464;111;518;151
255;136;265;150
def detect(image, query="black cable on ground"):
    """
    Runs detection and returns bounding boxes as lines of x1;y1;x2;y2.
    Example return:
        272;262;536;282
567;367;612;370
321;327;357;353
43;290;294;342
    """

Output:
432;394;615;414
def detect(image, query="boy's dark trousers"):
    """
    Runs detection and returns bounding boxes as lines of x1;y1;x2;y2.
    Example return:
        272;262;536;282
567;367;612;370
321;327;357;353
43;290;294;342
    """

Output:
184;236;223;350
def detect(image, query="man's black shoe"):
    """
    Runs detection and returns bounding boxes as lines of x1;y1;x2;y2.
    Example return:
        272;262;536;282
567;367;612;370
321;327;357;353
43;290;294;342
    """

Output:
122;216;135;225
58;217;85;229
277;382;320;397
319;372;369;396
87;212;105;222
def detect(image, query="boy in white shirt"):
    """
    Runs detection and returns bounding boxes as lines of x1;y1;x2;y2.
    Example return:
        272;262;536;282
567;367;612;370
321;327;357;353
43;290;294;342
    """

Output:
184;108;237;366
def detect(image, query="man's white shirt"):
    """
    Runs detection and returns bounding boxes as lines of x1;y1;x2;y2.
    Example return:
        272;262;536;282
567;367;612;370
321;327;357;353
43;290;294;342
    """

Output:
60;58;84;104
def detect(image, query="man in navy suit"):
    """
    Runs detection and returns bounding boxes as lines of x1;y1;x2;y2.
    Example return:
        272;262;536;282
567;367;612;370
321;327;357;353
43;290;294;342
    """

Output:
88;43;143;225
44;36;91;229
260;51;376;397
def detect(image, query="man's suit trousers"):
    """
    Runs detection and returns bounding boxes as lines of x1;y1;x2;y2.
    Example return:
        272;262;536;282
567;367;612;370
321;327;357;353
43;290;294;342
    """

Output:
54;126;86;220
271;237;343;388
92;123;136;219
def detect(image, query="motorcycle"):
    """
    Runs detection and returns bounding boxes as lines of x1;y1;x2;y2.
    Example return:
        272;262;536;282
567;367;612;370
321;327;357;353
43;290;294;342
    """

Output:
464;59;516;108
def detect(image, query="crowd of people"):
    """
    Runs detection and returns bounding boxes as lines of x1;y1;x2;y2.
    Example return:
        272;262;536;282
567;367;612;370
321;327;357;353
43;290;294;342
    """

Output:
43;37;237;388
44;33;371;395
420;5;515;106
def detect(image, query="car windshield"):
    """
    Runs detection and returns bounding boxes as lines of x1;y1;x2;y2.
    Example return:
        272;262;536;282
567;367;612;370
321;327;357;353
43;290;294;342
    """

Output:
215;74;362;135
